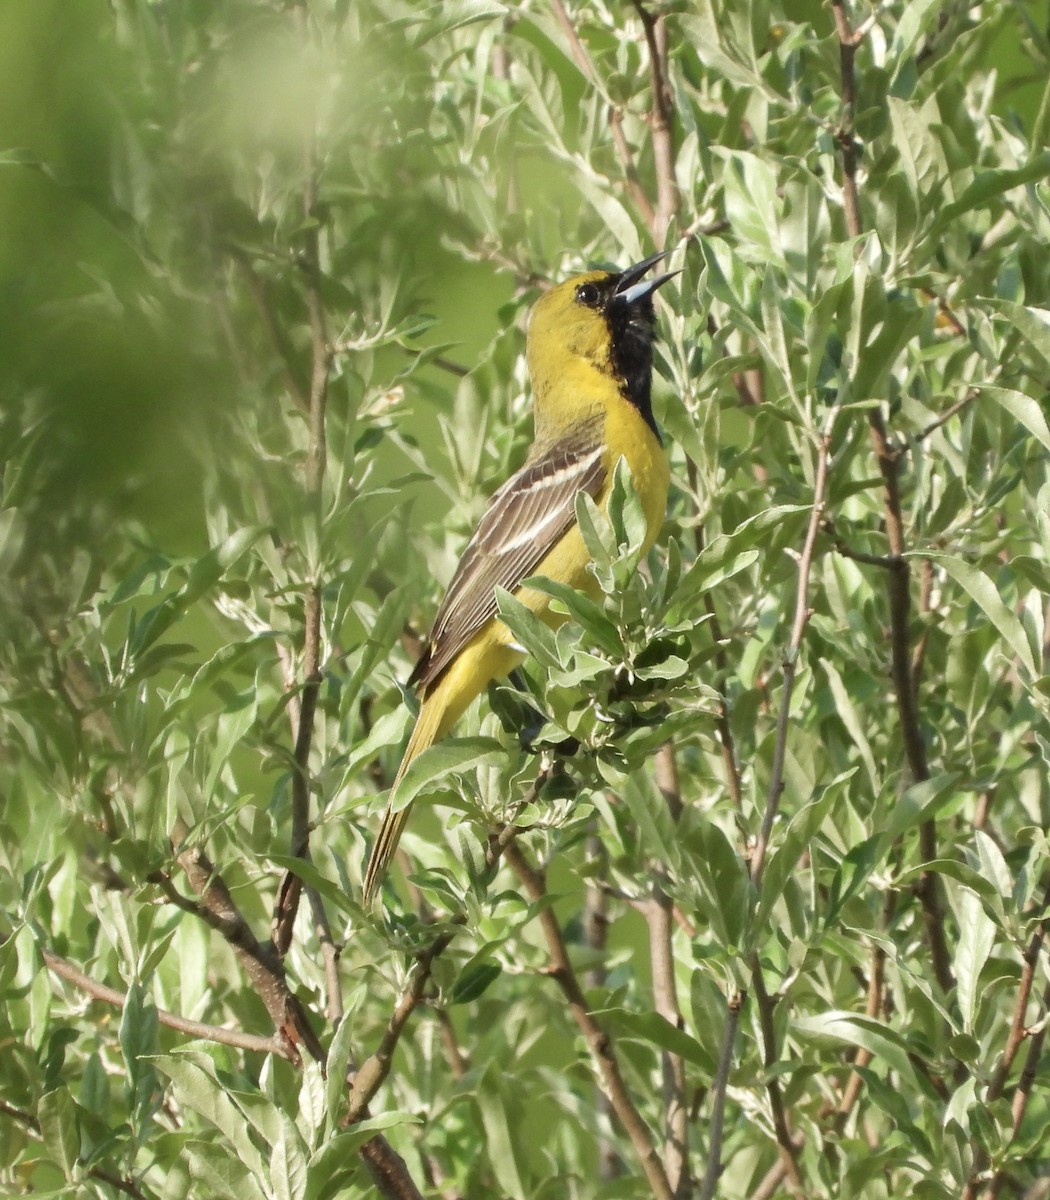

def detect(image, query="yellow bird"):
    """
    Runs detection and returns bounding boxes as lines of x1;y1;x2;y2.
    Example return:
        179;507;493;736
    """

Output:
363;253;675;901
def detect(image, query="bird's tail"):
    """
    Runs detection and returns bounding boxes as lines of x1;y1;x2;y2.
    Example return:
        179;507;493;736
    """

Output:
362;695;446;902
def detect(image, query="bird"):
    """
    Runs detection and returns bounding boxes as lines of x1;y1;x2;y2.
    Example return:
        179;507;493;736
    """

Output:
362;251;675;901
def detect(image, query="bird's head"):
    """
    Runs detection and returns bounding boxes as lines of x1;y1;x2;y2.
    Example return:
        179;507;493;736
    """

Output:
526;252;677;436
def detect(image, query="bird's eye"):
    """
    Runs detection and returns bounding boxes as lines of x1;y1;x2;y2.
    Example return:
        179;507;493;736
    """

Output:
575;282;601;307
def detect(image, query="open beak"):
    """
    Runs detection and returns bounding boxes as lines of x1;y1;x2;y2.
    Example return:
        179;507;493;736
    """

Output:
613;251;680;307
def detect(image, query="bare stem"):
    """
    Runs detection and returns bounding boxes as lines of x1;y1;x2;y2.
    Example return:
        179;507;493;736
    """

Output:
751;425;834;885
631;0;678;242
751;957;807;1194
649;746;689;1195
505;841;676;1200
170;819;325;1066
697;990;745;1200
43;949;290;1058
831;0;952;994
346;805;535;1124
272;125;332;957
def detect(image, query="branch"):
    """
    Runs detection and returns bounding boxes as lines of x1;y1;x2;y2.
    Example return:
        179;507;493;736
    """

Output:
43;949;290;1059
170;819;325;1065
346;813;531;1124
0;1099;154;1200
831;0;952;994
504;841;677;1200
548;0;599;82
697;989;745;1200
987;879;1050;1101
631;0;679;242
914;387;979;442
648;744;689;1194
346;923;461;1124
272;123;332;957
833;892;895;1129
610;105;658;228
583;831;624;1181
751;957;807;1194
830;0;862;241
359;1137;427;1200
751;420;835;884
686;473;744;809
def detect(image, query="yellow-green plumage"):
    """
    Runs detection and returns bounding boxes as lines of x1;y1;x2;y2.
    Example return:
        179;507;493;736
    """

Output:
363;256;674;902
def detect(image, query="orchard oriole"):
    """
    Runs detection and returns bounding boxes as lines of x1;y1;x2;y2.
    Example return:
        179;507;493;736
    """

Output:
363;252;675;900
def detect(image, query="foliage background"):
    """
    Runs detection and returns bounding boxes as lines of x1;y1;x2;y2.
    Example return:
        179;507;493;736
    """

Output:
2;0;1050;1197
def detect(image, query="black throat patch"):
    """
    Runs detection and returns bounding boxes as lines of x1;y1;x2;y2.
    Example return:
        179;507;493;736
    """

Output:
605;295;659;439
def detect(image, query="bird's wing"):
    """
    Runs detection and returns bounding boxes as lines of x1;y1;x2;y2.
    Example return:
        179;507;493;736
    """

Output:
409;433;607;692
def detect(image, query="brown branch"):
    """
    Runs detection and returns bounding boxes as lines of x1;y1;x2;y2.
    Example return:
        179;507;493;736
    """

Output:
359;1137;427;1200
751;957;807;1195
987;879;1050;1101
751;424;834;884
697;989;745;1200
584;831;623;1181
345;924;461;1124
43;950;291;1059
685;462;743;808
548;0;599;81
272;134;332;957
914;388;979;442
505;841;676;1200
964;970;1050;1200
170;819;325;1065
648;744;689;1195
1;1098;153;1200
610;105;658;227
832;0;952;995
631;0;678;242
229;249;312;413
833;894;894;1129
346;813;531;1124
830;0;862;241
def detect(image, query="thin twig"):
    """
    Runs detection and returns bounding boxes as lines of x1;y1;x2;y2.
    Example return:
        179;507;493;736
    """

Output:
751;421;835;884
915;388;979;441
505;841;676;1200
631;0;679;242
548;0;599;82
831;0;952;994
649;744;689;1195
170;819;325;1065
987;879;1050;1101
686;473;744;809
697;989;745;1200
610;105;658;227
272;120;332;957
834;893;894;1129
346;809;534;1124
43;950;291;1059
584;831;623;1181
345;923;462;1124
751;957;807;1194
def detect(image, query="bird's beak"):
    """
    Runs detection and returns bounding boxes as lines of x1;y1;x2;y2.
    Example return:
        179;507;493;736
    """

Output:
613;251;680;307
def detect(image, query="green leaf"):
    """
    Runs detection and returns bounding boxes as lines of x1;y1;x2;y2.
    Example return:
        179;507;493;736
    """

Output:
151;1053;269;1183
494;586;562;670
953;887;996;1033
451;960;502;1004
922;552;1036;677
596;1008;716;1073
793;1011;921;1088
389;736;505;813
38;1087;80;1179
931;152;1050;235
978;384;1050;453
